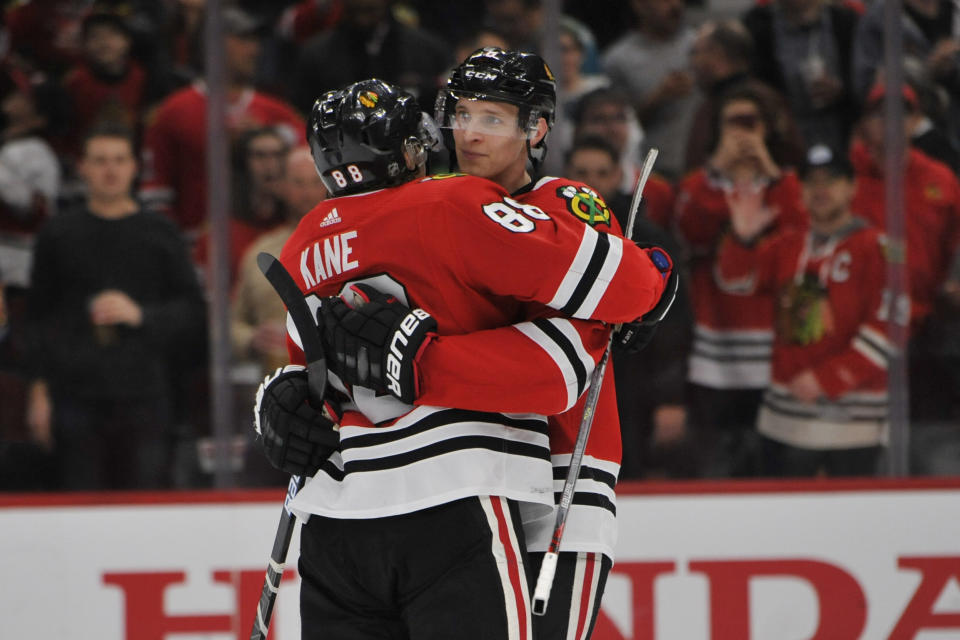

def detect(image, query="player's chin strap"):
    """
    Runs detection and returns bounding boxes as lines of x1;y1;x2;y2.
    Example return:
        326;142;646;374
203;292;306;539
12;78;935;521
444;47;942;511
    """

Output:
531;148;660;617
527;138;548;171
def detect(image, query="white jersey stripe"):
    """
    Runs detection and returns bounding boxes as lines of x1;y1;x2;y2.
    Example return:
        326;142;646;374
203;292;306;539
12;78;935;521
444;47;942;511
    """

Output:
575;234;623;318
859;325;894;355
853;336;888;369
580;553;602;640
499;496;533;639
480;496;530;640
566;553;588;640
514;322;579;410
549;226;599;312
514;319;595;411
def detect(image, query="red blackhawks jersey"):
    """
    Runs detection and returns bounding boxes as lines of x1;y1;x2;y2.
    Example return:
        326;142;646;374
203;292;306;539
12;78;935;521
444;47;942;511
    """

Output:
675;168;807;390
850;142;960;326
140;82;305;235
62;61;147;159
411;176;631;558
280;174;667;524
716;219;894;448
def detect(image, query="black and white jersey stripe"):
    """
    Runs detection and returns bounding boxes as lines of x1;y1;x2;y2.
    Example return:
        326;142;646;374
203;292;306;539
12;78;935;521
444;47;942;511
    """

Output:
852;325;895;370
522;455;620;559
688;324;773;389
289;406;556;521
548;225;625;319
515;317;595;411
764;385;888;422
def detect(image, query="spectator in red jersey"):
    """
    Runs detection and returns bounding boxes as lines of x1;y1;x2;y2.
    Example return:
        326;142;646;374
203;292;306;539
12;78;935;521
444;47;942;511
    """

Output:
193;126;291;289
277;0;344;46
850;82;960;426
564;135;696;478
571;88;674;227
3;0;86;76
851;82;960;329
716;143;893;477
685;19;806;174
674;83;807;477
139;6;304;240
61;11;148;165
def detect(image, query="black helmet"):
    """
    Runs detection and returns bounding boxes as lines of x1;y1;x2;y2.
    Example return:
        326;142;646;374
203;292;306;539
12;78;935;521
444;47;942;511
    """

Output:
309;79;439;197
437;47;556;133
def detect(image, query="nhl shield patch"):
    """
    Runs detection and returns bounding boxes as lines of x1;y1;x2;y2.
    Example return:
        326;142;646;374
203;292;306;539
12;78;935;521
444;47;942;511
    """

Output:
556;184;612;227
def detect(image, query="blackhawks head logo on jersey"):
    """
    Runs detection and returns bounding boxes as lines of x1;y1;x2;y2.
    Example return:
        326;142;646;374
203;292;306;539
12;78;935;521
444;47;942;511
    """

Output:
777;272;835;345
556;184;612;227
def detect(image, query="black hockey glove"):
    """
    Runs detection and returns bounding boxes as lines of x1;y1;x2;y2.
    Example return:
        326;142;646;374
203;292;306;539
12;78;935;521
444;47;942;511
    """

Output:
254;365;340;477
319;283;437;404
615;245;678;354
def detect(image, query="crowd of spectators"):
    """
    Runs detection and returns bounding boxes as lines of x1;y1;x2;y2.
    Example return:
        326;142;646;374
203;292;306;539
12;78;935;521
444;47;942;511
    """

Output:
0;0;958;490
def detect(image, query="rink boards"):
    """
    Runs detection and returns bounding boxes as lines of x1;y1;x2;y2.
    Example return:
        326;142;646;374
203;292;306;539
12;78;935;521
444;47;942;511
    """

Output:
2;478;959;639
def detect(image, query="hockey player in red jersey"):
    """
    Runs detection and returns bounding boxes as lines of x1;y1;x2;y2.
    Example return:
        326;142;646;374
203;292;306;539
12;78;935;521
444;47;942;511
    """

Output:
316;49;677;639
252;78;671;639
715;143;897;476
139;8;305;237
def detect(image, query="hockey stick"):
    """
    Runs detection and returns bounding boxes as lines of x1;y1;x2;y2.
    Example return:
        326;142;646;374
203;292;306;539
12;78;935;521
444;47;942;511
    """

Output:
532;148;659;616
250;252;328;640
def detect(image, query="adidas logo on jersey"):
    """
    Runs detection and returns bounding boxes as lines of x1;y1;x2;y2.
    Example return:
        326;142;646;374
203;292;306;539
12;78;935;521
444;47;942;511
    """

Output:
319;208;341;228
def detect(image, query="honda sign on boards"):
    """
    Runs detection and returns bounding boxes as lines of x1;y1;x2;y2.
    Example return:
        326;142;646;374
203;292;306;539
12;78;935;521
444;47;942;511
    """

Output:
2;479;959;639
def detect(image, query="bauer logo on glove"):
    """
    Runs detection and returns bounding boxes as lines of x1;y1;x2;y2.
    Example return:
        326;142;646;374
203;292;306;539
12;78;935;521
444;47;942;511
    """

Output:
319;283;437;404
386;308;434;398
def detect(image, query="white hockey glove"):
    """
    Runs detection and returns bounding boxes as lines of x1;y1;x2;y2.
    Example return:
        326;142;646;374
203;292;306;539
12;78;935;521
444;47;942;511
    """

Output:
254;365;340;476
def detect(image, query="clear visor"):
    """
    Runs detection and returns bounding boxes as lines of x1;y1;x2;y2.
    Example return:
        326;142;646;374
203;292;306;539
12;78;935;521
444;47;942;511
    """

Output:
438;90;539;139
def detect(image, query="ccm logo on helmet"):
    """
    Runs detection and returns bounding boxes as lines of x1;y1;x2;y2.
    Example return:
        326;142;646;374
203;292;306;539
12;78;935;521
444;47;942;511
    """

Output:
464;69;499;81
386;309;432;397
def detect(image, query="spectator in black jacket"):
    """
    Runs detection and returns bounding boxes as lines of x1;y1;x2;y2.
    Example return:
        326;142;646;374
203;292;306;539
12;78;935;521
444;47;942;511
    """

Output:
25;124;205;490
742;0;860;153
290;0;451;114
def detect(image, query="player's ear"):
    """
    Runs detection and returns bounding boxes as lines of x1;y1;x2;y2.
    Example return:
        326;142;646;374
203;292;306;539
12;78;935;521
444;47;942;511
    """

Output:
529;117;548;147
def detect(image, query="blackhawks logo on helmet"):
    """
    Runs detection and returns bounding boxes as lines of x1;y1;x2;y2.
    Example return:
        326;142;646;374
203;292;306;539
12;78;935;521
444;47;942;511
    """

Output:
556;184;611;227
358;91;379;109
